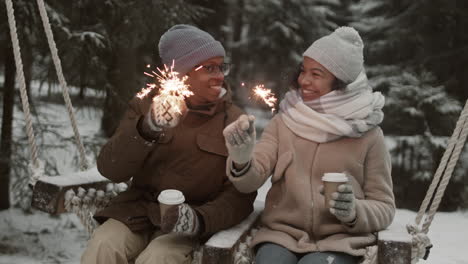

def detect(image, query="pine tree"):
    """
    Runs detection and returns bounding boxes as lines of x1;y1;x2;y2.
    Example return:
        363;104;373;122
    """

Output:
41;0;211;136
352;0;468;210
195;0;340;109
353;0;468;101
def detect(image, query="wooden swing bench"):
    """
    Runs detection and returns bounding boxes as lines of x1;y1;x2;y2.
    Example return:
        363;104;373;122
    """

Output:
31;169;413;264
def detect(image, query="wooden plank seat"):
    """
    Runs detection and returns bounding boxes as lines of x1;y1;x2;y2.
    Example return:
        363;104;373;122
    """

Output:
31;170;412;264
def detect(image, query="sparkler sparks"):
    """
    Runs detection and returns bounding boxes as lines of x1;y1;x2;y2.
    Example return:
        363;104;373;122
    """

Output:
136;62;193;127
253;84;277;113
137;63;192;102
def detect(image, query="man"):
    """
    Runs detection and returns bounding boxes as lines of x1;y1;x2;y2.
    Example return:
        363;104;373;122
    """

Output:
81;24;256;264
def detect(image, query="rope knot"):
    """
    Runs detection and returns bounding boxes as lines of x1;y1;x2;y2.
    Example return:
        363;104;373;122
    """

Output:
406;224;432;263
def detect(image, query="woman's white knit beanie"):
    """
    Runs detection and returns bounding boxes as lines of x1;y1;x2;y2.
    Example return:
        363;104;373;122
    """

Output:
303;27;364;84
158;24;226;75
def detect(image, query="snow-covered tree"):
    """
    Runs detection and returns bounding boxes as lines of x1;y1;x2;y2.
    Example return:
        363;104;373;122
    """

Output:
367;64;466;210
38;0;211;136
352;0;468;102
195;0;345;108
351;0;468;210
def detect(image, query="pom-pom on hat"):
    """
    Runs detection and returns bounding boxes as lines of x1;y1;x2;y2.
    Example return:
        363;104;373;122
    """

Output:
303;27;364;83
158;24;226;75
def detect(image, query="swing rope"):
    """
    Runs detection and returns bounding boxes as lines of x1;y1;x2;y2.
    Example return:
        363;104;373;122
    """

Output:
5;0;89;187
415;100;468;232
36;0;88;171
5;0;126;234
407;99;468;263
5;0;43;185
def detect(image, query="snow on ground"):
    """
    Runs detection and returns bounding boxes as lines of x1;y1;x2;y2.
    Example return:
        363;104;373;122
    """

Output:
8;84;104;181
0;209;86;264
1;87;467;263
390;209;468;264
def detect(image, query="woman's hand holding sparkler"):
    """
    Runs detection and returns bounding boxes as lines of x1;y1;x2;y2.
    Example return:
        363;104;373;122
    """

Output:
223;114;256;168
222;83;275;166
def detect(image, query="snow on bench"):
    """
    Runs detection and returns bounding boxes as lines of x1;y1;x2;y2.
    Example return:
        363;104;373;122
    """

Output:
378;228;412;264
200;200;263;264
32;166;110;214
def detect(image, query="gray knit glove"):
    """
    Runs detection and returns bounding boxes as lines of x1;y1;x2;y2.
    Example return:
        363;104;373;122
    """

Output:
161;203;200;236
223;114;256;165
329;183;357;224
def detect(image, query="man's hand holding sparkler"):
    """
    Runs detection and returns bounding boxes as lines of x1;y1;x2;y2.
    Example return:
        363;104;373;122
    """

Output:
145;96;187;131
138;63;193;137
223;115;256;170
138;106;178;141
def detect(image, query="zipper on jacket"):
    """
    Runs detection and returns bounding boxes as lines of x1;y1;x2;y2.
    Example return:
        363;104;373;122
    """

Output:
307;144;319;250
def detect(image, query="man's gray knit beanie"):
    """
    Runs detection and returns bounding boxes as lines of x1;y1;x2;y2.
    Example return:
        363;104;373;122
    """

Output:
303;27;364;84
158;24;225;75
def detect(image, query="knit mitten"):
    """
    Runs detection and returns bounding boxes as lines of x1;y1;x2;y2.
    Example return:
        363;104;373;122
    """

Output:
223;114;256;165
146;96;187;131
329;183;357;224
161;203;200;236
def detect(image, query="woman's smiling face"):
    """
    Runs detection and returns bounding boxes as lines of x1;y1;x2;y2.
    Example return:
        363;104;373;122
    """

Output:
297;56;336;101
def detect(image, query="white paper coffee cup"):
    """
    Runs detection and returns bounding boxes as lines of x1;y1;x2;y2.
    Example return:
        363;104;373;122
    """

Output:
322;173;348;208
157;189;185;221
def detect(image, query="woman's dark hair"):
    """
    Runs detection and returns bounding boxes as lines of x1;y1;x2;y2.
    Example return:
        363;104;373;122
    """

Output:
290;63;347;91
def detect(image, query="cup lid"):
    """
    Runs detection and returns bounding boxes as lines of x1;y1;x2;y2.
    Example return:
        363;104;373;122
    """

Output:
322;172;348;182
157;189;185;205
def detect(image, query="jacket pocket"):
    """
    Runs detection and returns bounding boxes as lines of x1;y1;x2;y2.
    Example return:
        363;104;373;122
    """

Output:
197;133;228;157
272;151;293;182
94;199;152;232
123;203;153;232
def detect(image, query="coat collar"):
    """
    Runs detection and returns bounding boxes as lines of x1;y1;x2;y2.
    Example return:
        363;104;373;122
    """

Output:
186;84;233;117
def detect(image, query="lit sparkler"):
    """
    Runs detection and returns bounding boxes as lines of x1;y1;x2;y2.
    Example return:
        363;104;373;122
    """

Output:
137;61;193;127
253;84;277;113
137;62;192;101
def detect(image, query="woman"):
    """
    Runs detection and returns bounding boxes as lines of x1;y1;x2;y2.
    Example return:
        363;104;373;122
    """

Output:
223;27;395;264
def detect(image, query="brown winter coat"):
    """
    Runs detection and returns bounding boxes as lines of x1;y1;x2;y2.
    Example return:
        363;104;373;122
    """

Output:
227;115;395;256
94;89;256;238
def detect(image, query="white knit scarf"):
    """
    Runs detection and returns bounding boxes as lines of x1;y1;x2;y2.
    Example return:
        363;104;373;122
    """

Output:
279;71;385;143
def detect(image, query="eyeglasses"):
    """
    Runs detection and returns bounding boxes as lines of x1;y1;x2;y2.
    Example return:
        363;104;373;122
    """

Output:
195;63;231;76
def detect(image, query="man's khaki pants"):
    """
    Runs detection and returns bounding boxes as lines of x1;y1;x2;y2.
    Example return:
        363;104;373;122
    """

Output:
81;219;196;264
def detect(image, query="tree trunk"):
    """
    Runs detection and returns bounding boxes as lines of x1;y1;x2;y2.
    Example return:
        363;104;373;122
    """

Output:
79;50;87;100
225;0;248;106
23;36;33;103
78;7;86;101
101;40;138;137
0;43;15;210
